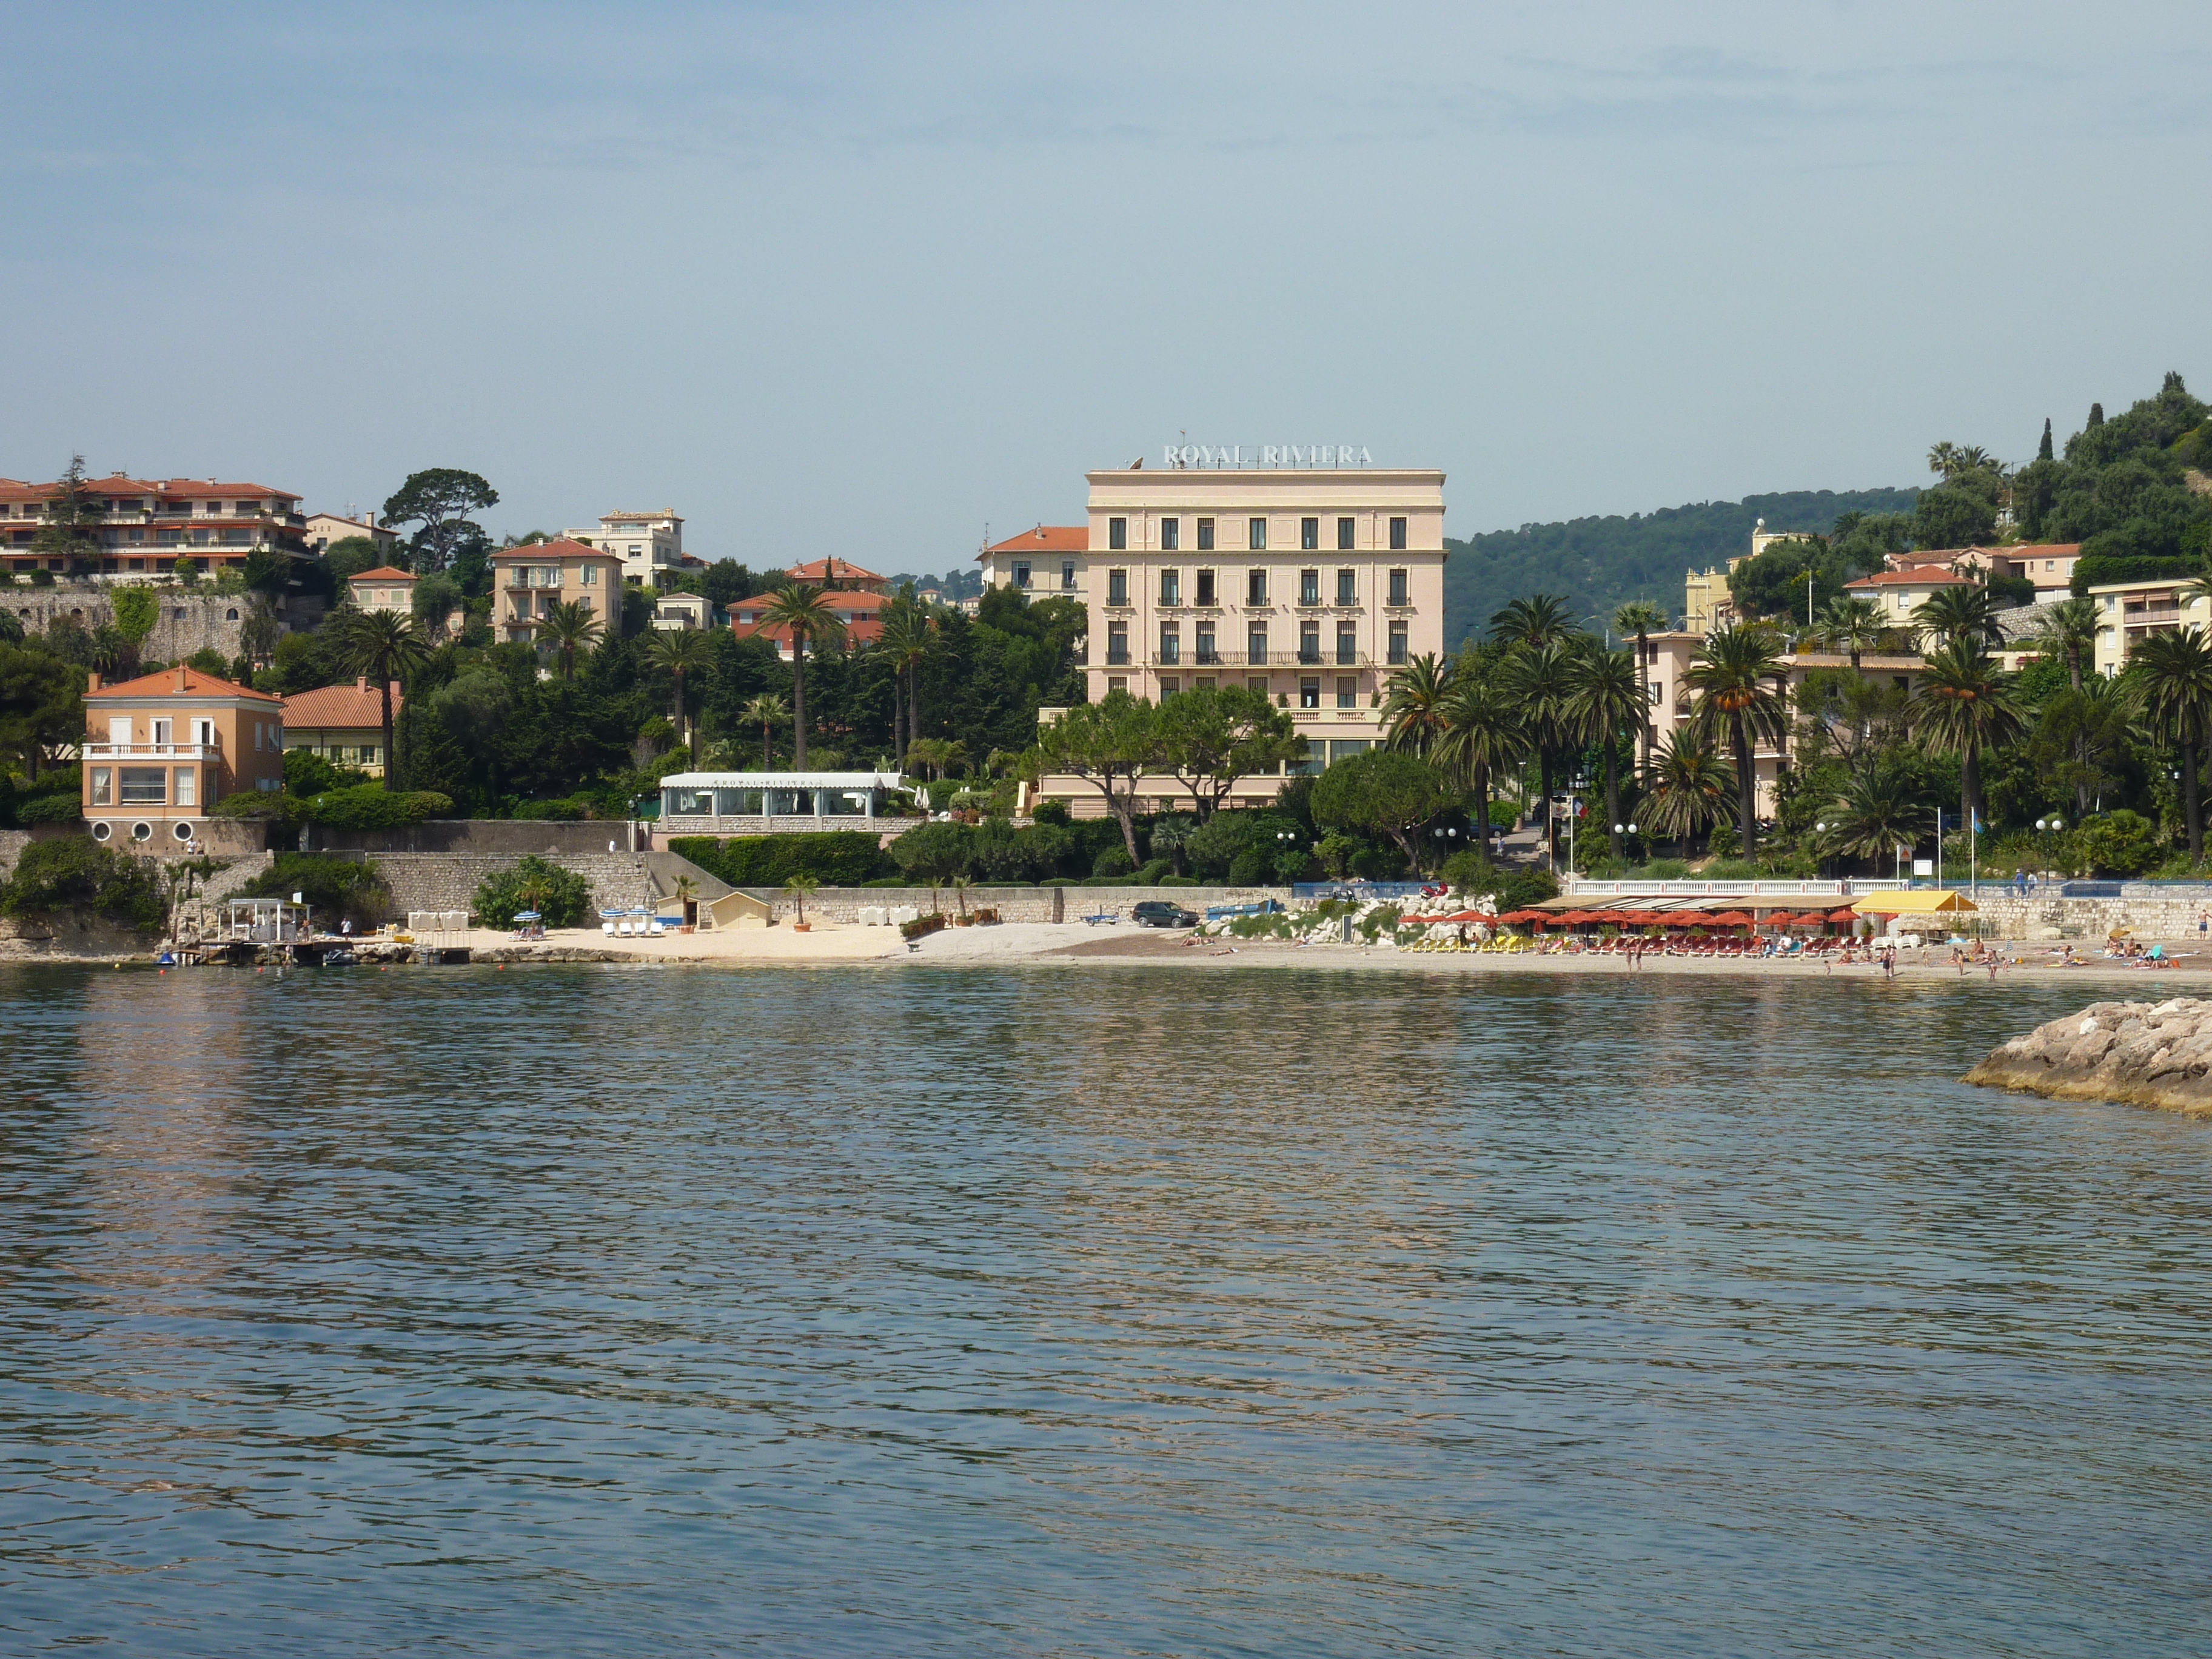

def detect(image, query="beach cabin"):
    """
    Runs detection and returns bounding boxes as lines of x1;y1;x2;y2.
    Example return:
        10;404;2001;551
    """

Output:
657;771;905;835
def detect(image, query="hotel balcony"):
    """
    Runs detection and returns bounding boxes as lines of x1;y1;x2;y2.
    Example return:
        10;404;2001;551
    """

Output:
1164;649;1379;668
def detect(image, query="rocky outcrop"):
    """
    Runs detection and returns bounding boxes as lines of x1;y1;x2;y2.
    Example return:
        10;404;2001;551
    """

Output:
1965;997;2212;1117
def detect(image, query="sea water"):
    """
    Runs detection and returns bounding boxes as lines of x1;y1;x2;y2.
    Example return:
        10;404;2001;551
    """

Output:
2;964;2208;1657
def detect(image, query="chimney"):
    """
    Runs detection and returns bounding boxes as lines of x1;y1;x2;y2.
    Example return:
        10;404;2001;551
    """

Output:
357;675;368;693
176;664;189;691
87;670;101;692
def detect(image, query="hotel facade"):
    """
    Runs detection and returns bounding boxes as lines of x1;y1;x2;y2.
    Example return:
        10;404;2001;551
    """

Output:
1033;461;1447;814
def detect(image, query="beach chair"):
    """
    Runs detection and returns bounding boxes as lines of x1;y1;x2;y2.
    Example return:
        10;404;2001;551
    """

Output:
602;920;616;936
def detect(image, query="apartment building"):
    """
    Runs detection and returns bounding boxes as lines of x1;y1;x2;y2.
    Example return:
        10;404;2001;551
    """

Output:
0;474;309;578
563;509;685;588
81;665;286;846
304;512;403;556
489;539;624;647
2088;577;2211;678
978;526;1086;596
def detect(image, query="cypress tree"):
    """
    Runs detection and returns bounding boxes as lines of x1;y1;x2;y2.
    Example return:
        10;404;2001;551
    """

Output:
2086;402;2105;428
2037;417;2053;461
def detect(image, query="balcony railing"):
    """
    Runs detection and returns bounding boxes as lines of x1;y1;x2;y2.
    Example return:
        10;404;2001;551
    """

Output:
1152;649;1379;668
83;742;220;759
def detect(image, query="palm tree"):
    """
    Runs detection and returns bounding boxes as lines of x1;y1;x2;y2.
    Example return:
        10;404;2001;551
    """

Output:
1489;593;1575;650
1825;764;1934;869
332;607;433;785
782;871;819;928
1563;646;1646;860
1502;638;1578;853
1912;583;2005;652
1641;732;1735;861
532;598;605;682
742;692;788;768
2128;628;2212;862
1818;594;1885;671
1613;600;1669;778
2029;676;2133;818
2032;596;2100;691
1435;671;1527;848
644;626;716;764
754;583;849;766
1912;638;2025;838
873;602;935;762
1684;623;1791;857
671;873;699;928
1381;653;1453;757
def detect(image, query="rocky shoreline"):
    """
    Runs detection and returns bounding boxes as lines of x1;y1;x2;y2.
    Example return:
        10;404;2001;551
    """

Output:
1965;997;2212;1118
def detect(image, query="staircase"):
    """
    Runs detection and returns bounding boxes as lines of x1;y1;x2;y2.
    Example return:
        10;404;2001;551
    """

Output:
640;850;734;907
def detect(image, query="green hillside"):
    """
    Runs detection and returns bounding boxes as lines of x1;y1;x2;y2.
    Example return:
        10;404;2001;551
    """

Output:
1443;488;1921;648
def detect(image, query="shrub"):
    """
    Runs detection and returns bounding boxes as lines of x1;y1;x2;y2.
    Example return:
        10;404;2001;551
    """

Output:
668;830;890;888
514;797;587;821
2069;553;2202;596
282;747;347;798
1441;848;1490;893
1227;849;1267;886
1092;844;1135;878
307;786;453;830
1637;859;1689;880
1137;857;1173;883
16;793;82;824
900;913;947;940
0;838;165;931
1702;857;1760;880
1031;800;1071;827
215;789;308;825
1157;874;1199;886
891;820;973;882
474;855;594;929
240;853;393;928
2077;809;2162;877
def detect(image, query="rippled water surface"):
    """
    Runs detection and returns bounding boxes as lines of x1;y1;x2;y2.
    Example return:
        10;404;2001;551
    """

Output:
4;963;2211;1656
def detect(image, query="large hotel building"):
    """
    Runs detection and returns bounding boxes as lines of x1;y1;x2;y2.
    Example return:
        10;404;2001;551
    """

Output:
1006;459;1447;815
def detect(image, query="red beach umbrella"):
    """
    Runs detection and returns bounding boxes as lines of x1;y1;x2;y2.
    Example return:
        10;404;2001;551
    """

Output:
1706;910;1754;928
1828;908;1858;923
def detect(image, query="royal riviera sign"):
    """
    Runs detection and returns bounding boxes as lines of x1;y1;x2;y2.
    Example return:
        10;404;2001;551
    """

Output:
1162;443;1373;468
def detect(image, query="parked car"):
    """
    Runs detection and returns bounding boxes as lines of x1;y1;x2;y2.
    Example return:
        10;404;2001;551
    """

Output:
1132;900;1199;929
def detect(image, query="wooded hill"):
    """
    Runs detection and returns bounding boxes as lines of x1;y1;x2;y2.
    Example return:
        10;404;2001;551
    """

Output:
1443;488;1920;649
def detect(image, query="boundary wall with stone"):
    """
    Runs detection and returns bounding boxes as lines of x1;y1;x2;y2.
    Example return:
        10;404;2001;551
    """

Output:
1966;890;2212;940
363;852;654;920
731;884;1292;925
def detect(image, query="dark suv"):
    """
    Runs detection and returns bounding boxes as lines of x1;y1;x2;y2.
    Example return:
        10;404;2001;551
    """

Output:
1132;901;1199;929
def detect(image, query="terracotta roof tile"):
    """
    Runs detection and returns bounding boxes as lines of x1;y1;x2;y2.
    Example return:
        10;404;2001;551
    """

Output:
1846;568;1975;589
281;680;403;729
86;665;282;703
347;566;414;582
980;526;1087;560
489;538;617;561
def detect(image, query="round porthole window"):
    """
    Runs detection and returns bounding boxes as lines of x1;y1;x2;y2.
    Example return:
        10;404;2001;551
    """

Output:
91;821;113;843
131;821;153;843
172;820;196;843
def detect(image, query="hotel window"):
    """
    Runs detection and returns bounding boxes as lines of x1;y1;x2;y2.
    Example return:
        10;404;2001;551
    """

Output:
174;767;196;807
1336;676;1357;709
1108;517;1127;551
1197;517;1215;551
1196;623;1218;663
1338;516;1355;551
1388;622;1409;665
1013;560;1031;589
1248;517;1267;551
1195;569;1216;606
1061;560;1076;590
1389;516;1408;550
1159;675;1180;697
1161;517;1180;551
1107;569;1128;606
1247;569;1267;605
1107;625;1130;665
90;768;111;806
1247;625;1268;664
1299;569;1321;606
1301;517;1319;551
1388;568;1409;606
1336;569;1356;605
1299;677;1321;709
1107;676;1128;693
1247;675;1269;695
1159;569;1181;606
1336;625;1358;664
1159;622;1181;664
118;767;166;805
1299;622;1321;663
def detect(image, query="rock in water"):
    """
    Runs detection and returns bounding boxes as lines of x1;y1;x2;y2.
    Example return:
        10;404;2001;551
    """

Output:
1964;997;2212;1117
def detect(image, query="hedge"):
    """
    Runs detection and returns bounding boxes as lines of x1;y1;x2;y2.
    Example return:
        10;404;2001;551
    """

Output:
2070;554;2204;596
667;831;890;887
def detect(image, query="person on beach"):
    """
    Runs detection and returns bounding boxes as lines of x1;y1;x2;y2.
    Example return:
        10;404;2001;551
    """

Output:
1882;945;1897;981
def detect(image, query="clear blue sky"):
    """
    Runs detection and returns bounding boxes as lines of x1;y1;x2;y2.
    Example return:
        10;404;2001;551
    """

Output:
5;2;2207;568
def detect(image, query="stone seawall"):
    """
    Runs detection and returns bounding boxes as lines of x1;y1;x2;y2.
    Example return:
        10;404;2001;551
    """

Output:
1966;997;2212;1117
362;852;655;920
1965;890;2212;940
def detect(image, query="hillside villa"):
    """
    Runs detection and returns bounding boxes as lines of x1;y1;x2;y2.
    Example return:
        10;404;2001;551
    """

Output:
81;665;285;848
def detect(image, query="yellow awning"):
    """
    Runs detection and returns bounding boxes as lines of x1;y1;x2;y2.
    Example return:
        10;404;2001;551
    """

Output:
1852;889;1978;914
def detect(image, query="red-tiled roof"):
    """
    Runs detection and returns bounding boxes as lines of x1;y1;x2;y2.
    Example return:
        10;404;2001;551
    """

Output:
0;475;300;503
347;565;414;582
732;617;887;650
1846;568;1975;589
785;557;886;584
489;537;616;561
282;680;403;730
729;589;890;625
979;525;1087;561
86;665;282;703
1999;543;2083;558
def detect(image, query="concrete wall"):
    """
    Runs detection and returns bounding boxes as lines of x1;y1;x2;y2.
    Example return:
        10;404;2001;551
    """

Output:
317;820;640;855
730;883;1292;925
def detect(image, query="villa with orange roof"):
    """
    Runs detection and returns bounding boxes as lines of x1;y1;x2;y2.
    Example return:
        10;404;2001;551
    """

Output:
81;665;286;849
978;526;1087;597
282;678;403;776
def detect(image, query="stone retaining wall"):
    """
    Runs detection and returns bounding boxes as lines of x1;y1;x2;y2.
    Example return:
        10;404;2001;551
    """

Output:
729;883;1293;925
363;852;655;921
1961;893;2212;940
0;829;29;882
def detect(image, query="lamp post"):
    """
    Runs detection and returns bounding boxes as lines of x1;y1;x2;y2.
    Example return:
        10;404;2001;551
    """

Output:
1814;820;1829;882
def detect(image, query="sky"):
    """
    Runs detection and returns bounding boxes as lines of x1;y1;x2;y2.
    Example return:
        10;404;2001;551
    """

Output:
5;1;2209;568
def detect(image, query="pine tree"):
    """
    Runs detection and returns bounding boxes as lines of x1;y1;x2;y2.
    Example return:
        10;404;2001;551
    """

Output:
2037;417;2054;461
